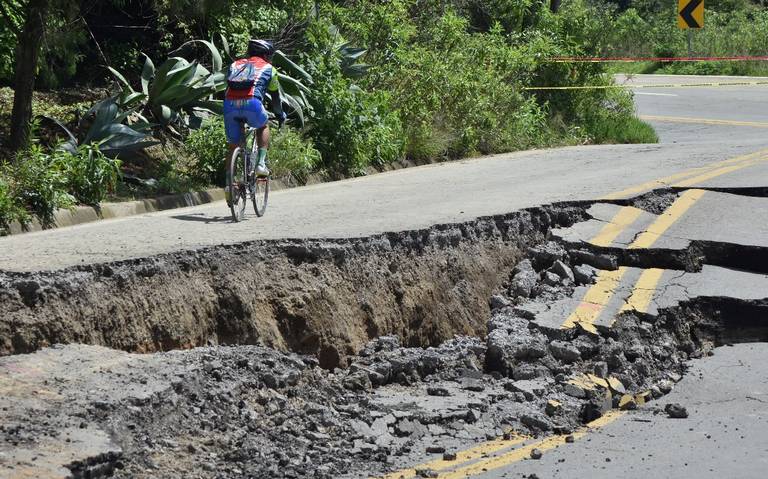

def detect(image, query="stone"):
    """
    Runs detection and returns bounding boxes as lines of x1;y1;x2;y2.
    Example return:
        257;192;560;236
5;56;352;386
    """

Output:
528;241;567;270
665;403;689;419
570;250;618;271
427;387;451;397
606;377;626;395
545;399;562;417
573;264;599;285
530;448;543;460
657;379;674;394
565;435;575;443
511;269;538;298
542;271;562;286
426;445;445;454
520;413;553;432
490;294;511;310
549;260;575;282
549;341;582;363
618;394;637;410
416;469;439;478
564;383;587;399
343;372;372;391
443;452;457;461
593;361;609;378
507;379;548;399
395;420;428;438
461;378;485;392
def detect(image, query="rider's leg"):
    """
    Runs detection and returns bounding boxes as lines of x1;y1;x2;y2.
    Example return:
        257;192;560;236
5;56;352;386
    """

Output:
255;125;270;176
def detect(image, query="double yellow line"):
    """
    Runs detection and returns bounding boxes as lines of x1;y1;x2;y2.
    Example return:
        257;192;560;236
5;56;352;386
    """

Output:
375;146;768;479
602;146;768;200
375;411;624;479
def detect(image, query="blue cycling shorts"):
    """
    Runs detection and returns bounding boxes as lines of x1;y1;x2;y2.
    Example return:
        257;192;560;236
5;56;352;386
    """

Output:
223;98;268;144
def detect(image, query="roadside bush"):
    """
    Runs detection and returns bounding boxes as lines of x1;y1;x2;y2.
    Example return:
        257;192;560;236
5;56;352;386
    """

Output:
308;67;404;177
11;146;75;228
53;143;122;206
185;117;227;186
269;127;321;184
0;175;29;235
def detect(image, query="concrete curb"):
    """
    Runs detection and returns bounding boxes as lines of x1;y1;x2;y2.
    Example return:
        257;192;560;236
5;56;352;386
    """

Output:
5;155;442;235
9;187;226;235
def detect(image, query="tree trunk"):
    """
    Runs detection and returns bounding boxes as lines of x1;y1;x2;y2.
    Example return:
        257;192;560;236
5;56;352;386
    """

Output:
8;0;50;153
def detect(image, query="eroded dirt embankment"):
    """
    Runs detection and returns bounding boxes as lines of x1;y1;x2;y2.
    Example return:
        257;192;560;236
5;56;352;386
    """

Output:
0;205;586;367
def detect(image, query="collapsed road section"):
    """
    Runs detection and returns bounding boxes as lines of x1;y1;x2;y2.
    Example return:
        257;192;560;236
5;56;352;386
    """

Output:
1;187;768;479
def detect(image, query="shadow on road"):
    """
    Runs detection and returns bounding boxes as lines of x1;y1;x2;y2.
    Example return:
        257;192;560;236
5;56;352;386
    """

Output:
171;214;232;224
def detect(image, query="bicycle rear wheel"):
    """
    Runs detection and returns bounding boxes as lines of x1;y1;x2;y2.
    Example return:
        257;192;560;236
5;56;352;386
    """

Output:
227;147;247;222
251;175;269;217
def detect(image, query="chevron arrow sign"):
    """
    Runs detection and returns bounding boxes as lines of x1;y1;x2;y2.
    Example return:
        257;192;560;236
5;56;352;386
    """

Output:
678;0;704;29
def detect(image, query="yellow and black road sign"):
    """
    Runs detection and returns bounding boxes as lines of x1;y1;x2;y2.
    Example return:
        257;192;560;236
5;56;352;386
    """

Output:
678;0;704;29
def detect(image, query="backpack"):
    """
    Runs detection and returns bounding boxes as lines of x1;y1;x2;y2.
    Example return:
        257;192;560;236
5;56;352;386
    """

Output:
227;60;259;91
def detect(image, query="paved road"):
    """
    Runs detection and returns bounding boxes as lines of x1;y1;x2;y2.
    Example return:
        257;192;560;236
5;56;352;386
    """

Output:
2;76;768;478
459;343;768;479
2;76;768;272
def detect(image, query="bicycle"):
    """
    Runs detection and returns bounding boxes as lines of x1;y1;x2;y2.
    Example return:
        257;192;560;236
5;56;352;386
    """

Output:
226;119;270;222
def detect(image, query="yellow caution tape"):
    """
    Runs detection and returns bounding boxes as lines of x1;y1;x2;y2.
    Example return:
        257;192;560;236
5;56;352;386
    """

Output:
523;80;768;90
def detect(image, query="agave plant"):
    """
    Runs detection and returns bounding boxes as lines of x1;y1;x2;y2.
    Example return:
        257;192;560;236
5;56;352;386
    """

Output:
109;40;227;129
45;97;158;157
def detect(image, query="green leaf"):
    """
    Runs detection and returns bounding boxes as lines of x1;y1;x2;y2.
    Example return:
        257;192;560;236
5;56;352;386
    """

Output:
171;39;223;73
140;54;155;96
273;50;313;84
107;66;134;92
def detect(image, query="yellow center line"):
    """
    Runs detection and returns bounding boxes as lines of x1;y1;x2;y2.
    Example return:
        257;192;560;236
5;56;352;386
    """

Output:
640;115;768;128
562;189;707;331
589;206;644;247
671;158;767;187
619;268;666;315
374;435;529;479
437;411;625;478
601;147;768;200
629;189;706;248
561;267;629;333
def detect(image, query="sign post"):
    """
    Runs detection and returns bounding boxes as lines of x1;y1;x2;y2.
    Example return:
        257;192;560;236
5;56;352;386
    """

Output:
678;0;704;56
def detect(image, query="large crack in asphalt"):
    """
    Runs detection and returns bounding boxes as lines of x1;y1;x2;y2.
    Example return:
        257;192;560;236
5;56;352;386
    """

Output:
1;189;767;479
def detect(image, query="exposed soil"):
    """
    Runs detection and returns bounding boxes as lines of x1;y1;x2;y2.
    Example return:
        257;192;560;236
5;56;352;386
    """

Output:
0;205;586;368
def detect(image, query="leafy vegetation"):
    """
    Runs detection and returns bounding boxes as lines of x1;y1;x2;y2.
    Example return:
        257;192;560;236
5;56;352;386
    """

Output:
592;0;768;76
2;0;689;230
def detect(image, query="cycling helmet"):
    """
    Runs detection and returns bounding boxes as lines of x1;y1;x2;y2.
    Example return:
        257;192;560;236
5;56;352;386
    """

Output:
248;39;275;59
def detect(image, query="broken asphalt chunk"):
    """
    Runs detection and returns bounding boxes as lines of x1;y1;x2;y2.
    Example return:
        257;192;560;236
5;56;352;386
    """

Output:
665;403;689;418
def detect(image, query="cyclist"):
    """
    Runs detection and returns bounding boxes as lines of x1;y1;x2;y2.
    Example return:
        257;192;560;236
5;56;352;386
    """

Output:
223;39;286;203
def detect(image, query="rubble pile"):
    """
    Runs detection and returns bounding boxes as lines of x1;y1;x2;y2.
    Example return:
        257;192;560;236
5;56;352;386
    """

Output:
94;240;717;479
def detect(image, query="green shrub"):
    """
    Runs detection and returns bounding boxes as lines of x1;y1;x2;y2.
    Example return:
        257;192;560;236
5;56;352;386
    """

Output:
308;66;404;177
185;117;227;186
269;127;321;184
53;143;122;206
11;146;75;228
0;174;29;235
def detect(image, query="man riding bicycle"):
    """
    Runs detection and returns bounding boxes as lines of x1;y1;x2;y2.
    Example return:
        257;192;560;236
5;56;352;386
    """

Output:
223;39;286;203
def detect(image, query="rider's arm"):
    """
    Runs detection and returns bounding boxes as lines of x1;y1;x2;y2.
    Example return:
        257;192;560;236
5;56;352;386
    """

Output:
268;67;285;125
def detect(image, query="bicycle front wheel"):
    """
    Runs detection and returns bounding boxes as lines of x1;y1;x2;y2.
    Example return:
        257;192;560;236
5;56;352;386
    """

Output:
227;147;247;222
251;175;269;217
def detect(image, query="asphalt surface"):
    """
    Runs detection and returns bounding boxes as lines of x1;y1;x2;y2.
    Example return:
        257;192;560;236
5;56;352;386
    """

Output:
2;77;768;272
469;343;768;479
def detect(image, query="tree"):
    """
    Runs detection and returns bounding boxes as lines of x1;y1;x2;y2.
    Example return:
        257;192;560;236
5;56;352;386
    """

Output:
8;0;51;153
